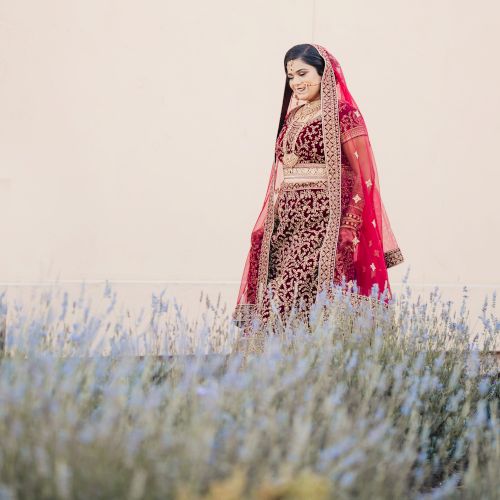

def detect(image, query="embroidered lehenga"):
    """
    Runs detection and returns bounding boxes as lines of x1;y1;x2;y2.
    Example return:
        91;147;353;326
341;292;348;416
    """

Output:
232;44;404;333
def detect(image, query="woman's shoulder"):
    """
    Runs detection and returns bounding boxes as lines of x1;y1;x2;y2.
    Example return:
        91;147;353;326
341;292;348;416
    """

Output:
338;99;367;142
338;99;359;115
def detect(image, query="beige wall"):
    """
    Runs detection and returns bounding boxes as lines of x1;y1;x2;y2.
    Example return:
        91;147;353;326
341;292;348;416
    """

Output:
1;1;499;329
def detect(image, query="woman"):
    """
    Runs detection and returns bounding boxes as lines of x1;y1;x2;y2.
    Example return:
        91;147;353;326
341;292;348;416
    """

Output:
232;43;404;334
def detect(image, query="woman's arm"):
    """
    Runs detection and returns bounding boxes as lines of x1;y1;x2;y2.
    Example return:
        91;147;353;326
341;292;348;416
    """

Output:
338;101;370;233
340;136;374;234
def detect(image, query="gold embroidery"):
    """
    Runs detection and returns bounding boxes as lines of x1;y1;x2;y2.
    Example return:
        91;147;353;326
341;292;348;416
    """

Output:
283;162;327;182
340;212;362;230
232;303;257;327
280;180;328;191
256;92;327;307
260;185;331;324
238;53;403;333
255;46;355;316
282;104;322;167
234;329;267;357
384;247;404;268
256;167;278;306
341;126;368;144
235;286;394;356
314;44;343;301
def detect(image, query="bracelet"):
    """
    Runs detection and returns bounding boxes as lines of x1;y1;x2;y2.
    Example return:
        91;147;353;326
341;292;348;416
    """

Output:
340;223;359;231
340;213;362;230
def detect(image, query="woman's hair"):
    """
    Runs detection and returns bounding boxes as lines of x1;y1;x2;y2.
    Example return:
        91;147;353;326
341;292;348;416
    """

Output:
283;44;325;77
277;44;325;138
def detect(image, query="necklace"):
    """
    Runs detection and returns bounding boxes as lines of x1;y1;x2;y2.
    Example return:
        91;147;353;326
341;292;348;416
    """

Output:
282;99;321;167
294;98;321;120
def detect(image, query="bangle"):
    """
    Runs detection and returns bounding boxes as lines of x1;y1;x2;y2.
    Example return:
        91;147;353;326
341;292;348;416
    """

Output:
340;213;362;230
340;223;358;231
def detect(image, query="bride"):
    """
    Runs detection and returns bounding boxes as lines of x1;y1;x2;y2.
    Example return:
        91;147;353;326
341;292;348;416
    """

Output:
232;43;404;335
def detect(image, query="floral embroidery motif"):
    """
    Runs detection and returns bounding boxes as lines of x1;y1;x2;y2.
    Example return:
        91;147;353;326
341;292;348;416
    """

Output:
275;101;368;167
251;49;389;323
258;184;357;326
233;49;404;332
339;101;368;143
281;105;322;167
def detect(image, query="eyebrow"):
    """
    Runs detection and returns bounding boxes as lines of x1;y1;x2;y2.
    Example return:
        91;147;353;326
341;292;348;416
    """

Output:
286;68;308;75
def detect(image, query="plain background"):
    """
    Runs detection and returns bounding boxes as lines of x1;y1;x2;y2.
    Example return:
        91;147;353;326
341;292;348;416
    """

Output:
1;1;498;339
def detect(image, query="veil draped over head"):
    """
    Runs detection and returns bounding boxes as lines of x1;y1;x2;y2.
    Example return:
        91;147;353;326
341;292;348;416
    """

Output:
232;44;404;327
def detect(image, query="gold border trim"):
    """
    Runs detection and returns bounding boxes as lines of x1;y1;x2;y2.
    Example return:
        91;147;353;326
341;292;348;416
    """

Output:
231;303;257;327
340;125;368;144
234;288;394;354
279;180;328;192
336;287;392;310
384;247;404;268
255;46;343;308
314;45;342;300
255;169;278;305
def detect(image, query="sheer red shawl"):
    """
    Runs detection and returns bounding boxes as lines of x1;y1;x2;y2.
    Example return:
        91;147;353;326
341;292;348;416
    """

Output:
232;44;404;327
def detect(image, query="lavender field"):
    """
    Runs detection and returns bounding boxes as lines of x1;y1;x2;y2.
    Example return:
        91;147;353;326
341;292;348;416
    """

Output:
0;274;498;499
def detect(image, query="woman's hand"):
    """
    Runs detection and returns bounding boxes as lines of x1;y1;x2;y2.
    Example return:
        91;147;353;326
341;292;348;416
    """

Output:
338;226;356;253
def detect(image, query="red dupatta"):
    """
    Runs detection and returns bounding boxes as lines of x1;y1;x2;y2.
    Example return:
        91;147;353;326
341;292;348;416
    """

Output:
232;44;404;327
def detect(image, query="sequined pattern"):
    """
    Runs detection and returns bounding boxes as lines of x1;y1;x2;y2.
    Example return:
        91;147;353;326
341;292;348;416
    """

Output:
384;248;405;268
275;100;368;165
258;183;358;328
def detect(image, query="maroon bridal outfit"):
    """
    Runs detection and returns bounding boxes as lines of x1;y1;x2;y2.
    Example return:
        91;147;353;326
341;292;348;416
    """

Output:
233;44;404;331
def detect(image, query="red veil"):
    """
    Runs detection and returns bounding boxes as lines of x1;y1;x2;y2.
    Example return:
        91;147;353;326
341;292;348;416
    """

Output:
232;44;404;327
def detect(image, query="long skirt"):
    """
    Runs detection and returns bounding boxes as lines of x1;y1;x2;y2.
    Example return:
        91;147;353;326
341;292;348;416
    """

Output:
258;181;357;328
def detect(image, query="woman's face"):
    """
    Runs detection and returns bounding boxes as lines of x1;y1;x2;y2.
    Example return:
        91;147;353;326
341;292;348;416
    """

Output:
286;58;321;102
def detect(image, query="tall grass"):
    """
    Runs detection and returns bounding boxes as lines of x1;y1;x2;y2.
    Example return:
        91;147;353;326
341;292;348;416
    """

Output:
0;271;498;499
